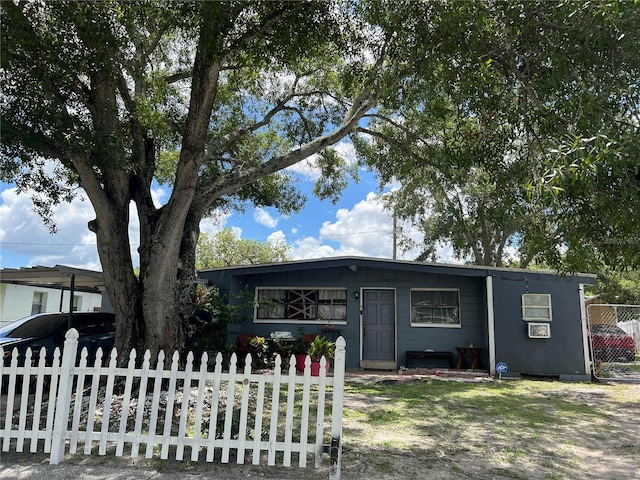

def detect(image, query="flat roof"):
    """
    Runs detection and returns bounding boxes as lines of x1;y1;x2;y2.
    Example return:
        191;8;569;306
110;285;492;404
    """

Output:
0;265;105;292
200;256;596;282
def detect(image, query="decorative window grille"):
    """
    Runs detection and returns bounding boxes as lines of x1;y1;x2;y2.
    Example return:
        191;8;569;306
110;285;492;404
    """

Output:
256;288;347;322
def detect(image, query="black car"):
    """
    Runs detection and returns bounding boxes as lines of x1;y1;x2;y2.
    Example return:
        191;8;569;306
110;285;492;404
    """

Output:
0;311;116;366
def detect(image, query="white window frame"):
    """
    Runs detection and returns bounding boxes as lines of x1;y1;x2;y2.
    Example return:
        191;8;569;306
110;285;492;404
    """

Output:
255;287;348;324
522;293;552;321
410;288;461;328
73;295;82;311
31;291;47;315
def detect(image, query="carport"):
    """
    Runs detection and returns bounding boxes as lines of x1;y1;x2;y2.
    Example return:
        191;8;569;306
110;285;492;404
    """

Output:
0;265;106;326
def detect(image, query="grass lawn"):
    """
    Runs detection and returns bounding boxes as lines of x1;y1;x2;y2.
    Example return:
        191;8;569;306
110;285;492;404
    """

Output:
1;376;638;480
340;378;640;480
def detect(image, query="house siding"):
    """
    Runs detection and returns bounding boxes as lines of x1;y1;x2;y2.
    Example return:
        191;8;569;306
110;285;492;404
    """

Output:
492;274;588;380
201;264;488;370
199;257;594;378
0;283;103;326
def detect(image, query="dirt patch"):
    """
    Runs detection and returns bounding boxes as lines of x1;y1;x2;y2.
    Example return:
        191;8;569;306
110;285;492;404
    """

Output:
338;378;640;480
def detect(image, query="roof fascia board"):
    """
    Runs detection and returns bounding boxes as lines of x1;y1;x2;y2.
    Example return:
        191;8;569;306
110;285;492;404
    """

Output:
200;256;596;282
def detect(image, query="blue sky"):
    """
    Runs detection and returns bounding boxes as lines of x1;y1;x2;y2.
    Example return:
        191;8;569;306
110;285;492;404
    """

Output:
0;142;455;271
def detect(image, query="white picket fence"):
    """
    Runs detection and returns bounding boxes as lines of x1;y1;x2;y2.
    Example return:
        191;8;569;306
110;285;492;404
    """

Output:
1;330;346;479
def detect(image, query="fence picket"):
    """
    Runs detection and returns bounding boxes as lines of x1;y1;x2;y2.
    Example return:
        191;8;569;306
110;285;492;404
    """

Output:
252;374;266;465
190;352;208;462
176;351;194;461
1;332;346;480
30;348;48;453
221;352;239;463
115;349;137;457
16;348;33;452
145;350;165;458
3;351;19;452
299;356;316;468
283;355;298;467
44;348;62;454
236;354;253;464
131;350;151;458
51;329;79;464
83;349;103;454
205;352;224;462
314;358;328;469
329;336;346;480
267;354;282;466
160;351;179;460
98;349;118;456
70;348;89;454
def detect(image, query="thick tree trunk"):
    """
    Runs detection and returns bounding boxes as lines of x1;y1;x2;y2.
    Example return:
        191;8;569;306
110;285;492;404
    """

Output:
69;34;148;364
139;260;184;364
89;200;145;363
177;206;203;313
176;206;204;355
137;205;194;362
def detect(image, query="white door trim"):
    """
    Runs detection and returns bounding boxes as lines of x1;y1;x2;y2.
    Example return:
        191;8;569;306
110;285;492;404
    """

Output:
359;287;397;370
486;276;496;376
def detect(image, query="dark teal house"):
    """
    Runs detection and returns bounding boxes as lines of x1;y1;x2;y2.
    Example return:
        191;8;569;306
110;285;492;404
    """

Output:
199;257;596;381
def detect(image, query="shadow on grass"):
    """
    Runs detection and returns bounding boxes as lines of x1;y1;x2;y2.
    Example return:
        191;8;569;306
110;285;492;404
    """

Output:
342;379;639;480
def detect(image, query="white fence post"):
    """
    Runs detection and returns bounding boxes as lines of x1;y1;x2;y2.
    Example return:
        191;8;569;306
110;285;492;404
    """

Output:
329;336;346;480
50;328;79;465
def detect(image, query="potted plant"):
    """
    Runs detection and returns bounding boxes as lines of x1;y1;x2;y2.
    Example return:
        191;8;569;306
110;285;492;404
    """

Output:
291;327;311;372
247;335;269;369
306;335;335;376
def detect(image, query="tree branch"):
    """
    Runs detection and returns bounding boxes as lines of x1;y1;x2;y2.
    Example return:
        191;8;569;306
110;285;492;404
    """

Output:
363;112;433;147
166;70;193;84
220;4;300;64
201;92;378;200
205;92;297;156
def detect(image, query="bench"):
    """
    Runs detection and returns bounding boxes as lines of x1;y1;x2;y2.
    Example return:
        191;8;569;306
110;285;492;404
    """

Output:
405;350;454;369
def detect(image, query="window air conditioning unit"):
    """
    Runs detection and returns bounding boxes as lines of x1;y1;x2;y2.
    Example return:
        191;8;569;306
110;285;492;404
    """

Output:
528;322;551;338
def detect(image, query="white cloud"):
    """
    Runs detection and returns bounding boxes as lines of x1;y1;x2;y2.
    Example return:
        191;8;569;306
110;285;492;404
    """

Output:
318;192;393;256
286;154;322;181
199;211;232;236
279;191;461;264
0;184;169;270
254;208;279;229
0;186;102;269
266;230;286;244
281;192;417;261
290;236;342;259
285;140;358;182
151;187;167;207
333;141;358;166
228;226;242;239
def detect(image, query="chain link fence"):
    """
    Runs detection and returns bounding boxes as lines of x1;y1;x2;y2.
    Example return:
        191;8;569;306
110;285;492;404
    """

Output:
587;304;640;381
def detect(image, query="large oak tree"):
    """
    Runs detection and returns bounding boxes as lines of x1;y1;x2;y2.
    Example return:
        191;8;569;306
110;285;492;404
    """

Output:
1;0;414;360
355;1;639;271
2;1;638;361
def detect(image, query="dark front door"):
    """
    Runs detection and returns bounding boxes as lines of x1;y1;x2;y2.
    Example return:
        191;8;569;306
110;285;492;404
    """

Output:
362;289;395;361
